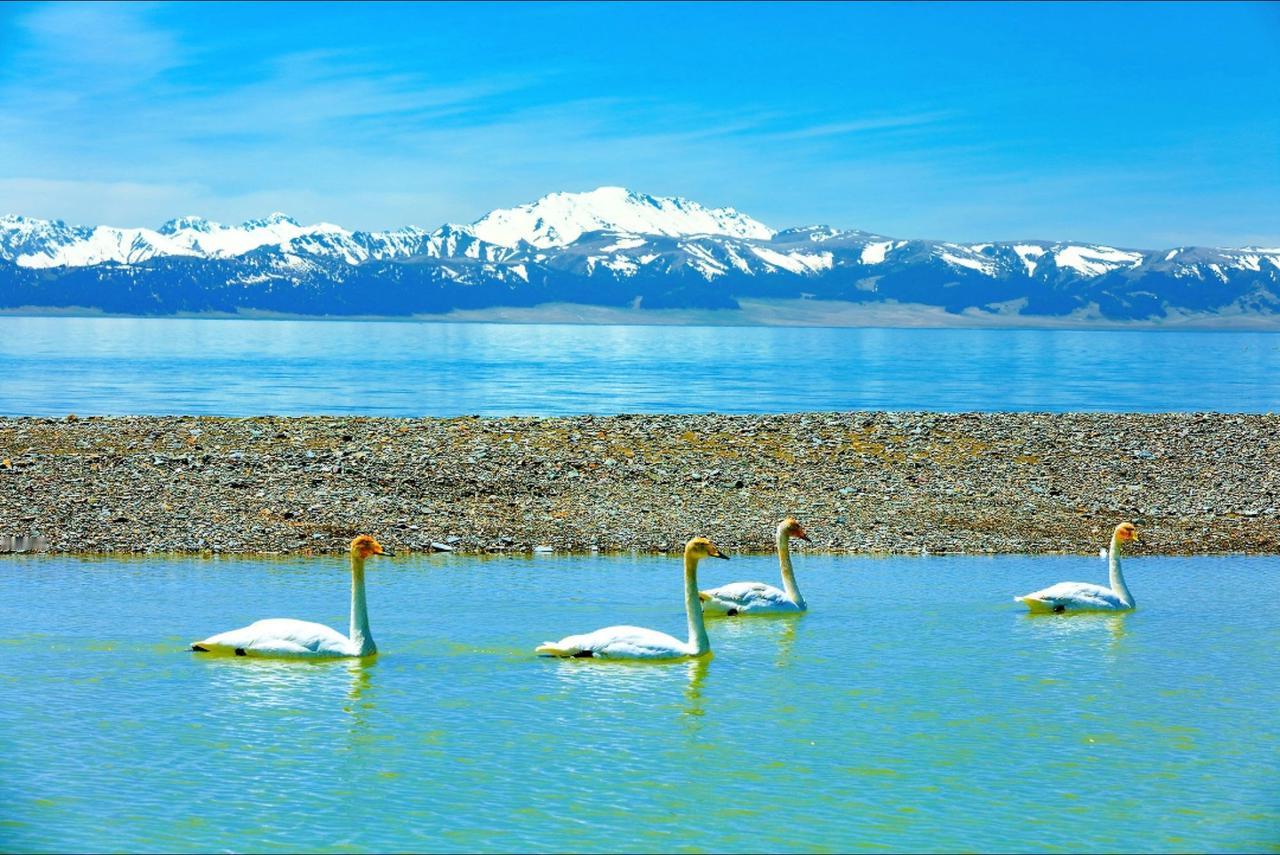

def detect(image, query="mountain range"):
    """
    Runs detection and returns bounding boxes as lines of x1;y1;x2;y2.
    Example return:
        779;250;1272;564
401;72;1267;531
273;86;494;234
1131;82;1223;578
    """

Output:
2;186;1277;326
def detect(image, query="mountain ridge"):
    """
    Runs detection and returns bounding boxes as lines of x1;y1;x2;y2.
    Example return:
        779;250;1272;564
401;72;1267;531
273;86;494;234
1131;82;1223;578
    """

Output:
2;188;1278;326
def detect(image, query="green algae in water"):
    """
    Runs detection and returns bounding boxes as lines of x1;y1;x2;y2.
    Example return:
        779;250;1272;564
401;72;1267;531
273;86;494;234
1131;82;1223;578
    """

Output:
1;552;1277;852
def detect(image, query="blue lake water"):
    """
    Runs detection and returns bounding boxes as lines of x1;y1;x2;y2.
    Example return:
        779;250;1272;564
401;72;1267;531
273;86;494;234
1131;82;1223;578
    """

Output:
2;552;1277;852
1;316;1277;416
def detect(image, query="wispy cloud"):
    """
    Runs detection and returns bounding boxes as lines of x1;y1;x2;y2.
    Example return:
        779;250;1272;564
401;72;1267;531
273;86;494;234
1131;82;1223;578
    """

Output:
0;2;1274;246
0;177;206;224
0;5;972;231
15;2;179;72
758;111;955;142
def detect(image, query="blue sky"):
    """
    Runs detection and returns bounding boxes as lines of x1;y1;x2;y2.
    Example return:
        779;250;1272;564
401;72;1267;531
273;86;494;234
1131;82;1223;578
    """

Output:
0;1;1277;246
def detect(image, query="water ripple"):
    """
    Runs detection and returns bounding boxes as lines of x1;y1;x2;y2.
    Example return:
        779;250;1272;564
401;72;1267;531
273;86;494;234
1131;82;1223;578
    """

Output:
1;552;1277;851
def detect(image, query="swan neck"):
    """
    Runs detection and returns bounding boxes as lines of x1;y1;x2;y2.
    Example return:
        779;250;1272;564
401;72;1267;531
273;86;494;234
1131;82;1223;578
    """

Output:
1109;533;1134;608
684;552;711;656
777;528;805;608
349;554;376;655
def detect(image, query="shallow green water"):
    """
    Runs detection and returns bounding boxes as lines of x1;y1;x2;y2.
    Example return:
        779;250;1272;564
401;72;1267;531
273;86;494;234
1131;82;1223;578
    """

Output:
2;552;1277;852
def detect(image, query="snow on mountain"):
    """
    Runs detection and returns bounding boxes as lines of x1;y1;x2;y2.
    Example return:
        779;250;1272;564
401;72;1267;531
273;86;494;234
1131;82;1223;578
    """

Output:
0;211;531;269
860;240;903;264
4;190;1248;287
915;240;1154;280
1012;244;1047;276
3;189;1280;325
748;246;834;275
468;186;776;248
938;247;996;275
415;224;519;262
0;212;349;268
0;214;186;268
1052;245;1145;277
162;213;348;259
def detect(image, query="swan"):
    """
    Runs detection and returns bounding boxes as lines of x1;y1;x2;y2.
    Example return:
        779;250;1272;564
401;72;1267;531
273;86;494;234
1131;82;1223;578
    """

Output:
1016;522;1139;613
536;537;728;660
699;517;810;615
191;535;392;658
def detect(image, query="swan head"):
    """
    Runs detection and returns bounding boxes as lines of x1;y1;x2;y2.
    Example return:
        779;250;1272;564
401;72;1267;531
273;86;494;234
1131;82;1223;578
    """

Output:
350;535;393;559
686;537;730;561
1114;522;1138;543
779;517;810;542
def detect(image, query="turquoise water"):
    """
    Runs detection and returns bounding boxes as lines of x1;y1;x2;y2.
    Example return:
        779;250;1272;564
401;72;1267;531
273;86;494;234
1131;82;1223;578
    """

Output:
2;552;1276;852
1;316;1279;416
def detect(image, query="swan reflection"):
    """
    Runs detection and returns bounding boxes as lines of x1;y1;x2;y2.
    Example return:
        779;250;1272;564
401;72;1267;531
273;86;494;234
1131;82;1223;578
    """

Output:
545;653;713;729
198;654;377;717
1021;610;1129;660
708;612;802;668
683;656;710;725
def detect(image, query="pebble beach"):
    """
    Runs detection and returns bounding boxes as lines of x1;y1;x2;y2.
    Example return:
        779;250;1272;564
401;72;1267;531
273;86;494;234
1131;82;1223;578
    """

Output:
1;411;1276;556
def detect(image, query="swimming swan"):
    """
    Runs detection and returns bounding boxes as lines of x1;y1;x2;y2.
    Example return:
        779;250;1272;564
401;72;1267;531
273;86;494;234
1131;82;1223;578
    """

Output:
191;535;392;658
1016;522;1138;613
536;537;728;660
699;517;810;615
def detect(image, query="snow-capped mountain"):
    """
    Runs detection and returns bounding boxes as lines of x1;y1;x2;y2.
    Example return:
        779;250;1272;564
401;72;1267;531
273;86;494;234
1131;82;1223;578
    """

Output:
0;212;323;268
0;212;413;268
0;188;774;268
467;186;775;248
2;188;1278;325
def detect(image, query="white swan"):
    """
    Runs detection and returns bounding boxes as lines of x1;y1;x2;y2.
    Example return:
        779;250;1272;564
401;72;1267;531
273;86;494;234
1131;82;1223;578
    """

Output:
699;517;810;615
536;537;728;660
191;535;392;658
1016;522;1138;613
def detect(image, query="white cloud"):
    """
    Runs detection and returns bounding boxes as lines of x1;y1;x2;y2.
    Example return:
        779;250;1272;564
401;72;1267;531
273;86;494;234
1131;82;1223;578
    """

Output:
0;177;205;225
0;3;1273;247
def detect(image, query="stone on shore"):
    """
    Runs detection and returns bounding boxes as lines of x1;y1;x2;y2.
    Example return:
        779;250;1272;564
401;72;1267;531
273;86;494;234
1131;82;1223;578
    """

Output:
0;412;1275;555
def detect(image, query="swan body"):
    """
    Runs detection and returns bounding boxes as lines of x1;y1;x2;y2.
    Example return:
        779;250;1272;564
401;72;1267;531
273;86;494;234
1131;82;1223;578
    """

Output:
193;618;364;658
192;535;391;659
1017;523;1138;614
700;581;803;615
537;625;697;660
700;518;809;615
537;537;727;660
1016;582;1129;613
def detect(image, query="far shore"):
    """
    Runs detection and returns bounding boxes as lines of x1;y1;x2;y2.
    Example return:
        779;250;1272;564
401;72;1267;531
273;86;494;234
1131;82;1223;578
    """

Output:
1;411;1276;556
3;298;1279;331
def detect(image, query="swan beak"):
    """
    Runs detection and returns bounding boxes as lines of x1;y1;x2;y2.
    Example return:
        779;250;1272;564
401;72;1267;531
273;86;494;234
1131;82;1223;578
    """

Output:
713;551;730;560
378;548;395;556
796;529;811;542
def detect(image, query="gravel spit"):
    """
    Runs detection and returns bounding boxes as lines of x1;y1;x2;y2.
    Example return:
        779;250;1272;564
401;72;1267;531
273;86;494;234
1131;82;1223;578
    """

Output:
1;412;1276;555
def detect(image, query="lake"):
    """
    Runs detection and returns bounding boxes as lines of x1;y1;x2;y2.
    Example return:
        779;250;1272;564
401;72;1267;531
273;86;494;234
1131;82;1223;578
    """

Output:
2;552;1276;852
1;316;1278;416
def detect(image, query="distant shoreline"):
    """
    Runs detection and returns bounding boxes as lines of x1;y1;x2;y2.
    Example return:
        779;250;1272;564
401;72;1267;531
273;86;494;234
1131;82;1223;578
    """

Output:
2;299;1279;331
2;411;1276;556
